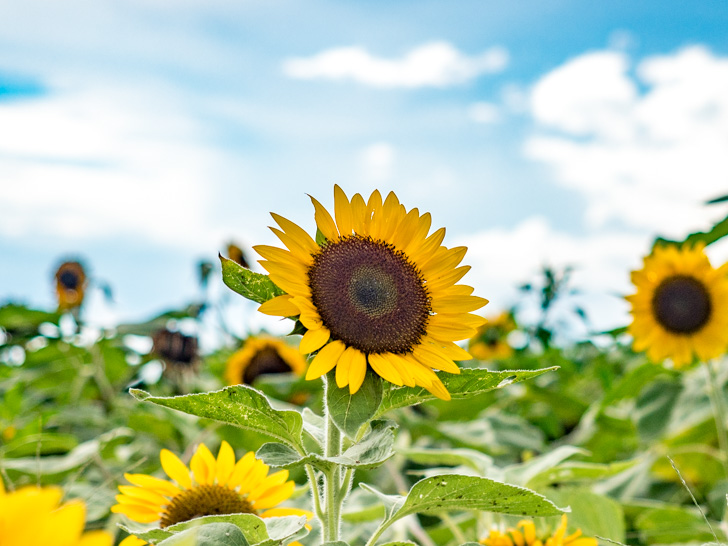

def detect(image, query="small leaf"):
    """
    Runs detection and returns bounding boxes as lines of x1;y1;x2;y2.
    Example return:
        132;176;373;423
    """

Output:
220;255;285;304
168;514;269;544
388;474;564;524
358;483;405;520
118;525;172;543
131;386;304;451
375;368;557;418
156;523;248;546
327;371;384;439
256;442;333;472
260;516;310;546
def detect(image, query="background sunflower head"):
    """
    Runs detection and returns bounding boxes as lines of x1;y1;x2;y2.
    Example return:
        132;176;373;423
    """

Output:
54;260;88;311
469;311;517;361
480;515;596;546
152;328;200;375
224;335;306;385
627;242;728;368
255;185;488;400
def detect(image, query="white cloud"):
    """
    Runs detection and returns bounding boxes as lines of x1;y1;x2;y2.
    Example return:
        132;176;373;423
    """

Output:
525;46;728;237
360;142;396;182
468;101;500;124
283;41;508;88
456;217;647;332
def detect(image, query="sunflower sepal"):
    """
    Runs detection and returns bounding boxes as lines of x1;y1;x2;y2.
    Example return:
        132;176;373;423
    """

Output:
326;370;384;440
155;523;247;546
130;386;305;452
373;367;559;418
220;255;285;305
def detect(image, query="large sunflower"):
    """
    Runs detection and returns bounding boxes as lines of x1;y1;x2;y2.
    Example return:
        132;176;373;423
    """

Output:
0;479;112;546
255;185;488;400
627;242;728;368
225;336;306;385
111;442;311;528
480;515;596;546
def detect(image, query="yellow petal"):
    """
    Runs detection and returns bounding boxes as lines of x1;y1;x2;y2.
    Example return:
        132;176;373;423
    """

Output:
254;244;310;267
227;452;257;490
110;503;161;523
336;347;358;388
119;537;148;546
123;474;180;498
333;184;354;236
309;195;339;241
368;353;403;386
190;443;217;485
258;295;300;317
248;469;290;500
118;486;168;507
160;449;192;489
216;441;236;485
300;327;330;354
271;227;318;263
431;295;488;314
348;349;368;394
78;531;114;546
253;481;296;509
350;193;367;233
384;353;416;387
412;345;461;374
243;460;270;493
425;376;451;401
271;213;319;254
260;507;314;519
306;340;346;380
36;500;85;546
364;190;383;234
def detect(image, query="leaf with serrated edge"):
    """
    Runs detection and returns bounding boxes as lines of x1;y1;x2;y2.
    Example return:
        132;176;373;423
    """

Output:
375;368;557;418
259;516;309;546
256;442;333;472
156;523;247;546
131;387;303;451
168;514;269;543
118;525;172;543
388;474;564;525
220;255;285;304
327;370;383;440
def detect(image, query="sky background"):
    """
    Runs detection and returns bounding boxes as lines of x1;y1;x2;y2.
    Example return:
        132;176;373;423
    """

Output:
2;0;728;342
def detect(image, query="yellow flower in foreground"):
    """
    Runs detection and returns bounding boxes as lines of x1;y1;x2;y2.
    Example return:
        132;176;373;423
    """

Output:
627;243;728;368
55;261;88;311
120;537;147;546
112;442;311;528
255;185;488;399
481;515;597;546
469;312;516;361
225;336;306;385
0;479;112;546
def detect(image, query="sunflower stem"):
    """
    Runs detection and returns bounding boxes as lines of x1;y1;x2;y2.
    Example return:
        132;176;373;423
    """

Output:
705;359;728;480
322;377;343;543
304;464;325;527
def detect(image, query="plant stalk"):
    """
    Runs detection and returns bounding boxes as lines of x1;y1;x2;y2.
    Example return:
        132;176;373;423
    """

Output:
322;377;343;543
705;359;728;480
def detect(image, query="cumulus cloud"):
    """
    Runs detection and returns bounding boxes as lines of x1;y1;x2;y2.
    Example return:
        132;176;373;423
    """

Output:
360;142;396;182
283;41;508;88
525;46;728;237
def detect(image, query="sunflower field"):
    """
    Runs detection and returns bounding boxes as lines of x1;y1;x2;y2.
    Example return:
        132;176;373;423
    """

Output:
3;186;728;546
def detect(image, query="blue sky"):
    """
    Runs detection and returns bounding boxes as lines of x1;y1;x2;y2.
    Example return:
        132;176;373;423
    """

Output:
2;0;728;339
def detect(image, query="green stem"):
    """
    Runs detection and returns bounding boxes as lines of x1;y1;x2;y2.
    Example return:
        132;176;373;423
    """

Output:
705;360;728;480
305;464;325;524
323;412;342;542
440;513;467;545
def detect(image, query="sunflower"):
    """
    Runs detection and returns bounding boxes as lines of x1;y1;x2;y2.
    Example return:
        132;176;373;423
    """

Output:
227;242;251;268
152;329;200;375
0;479;112;546
469;311;516;361
480;515;596;546
225;336;306;385
627;242;728;368
111;441;311;529
54;261;87;311
255;185;487;400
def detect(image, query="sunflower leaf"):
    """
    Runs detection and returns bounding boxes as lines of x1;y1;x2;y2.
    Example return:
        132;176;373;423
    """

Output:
220;255;285;304
168;514;268;543
326;371;384;440
256;442;334;472
156;523;248;546
374;367;557;418
117;525;172;543
387;474;564;525
130;386;304;451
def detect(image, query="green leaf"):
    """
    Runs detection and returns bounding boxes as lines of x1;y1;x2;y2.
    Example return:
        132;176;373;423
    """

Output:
259;516;310;546
390;474;564;522
374;368;557;418
400;447;494;475
131;386;304;451
526;459;641;489
379;543;419;546
118;525;172;543
256;442;333;472
168;514;268;544
654;213;728;249
220;255;285;304
545;489;625;543
322;543;350;546
634;505;724;543
503;446;587;487
156;523;248;546
326;370;383;440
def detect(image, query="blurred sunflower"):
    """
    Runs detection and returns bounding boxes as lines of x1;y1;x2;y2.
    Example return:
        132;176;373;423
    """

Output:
255;185;487;399
627;242;728;368
225;336;306;385
111;441;311;528
54;261;87;311
469;312;516;360
480;515;596;546
0;480;112;546
152;329;200;375
227;242;251;268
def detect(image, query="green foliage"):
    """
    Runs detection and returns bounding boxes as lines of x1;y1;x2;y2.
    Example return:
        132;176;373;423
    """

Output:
220;255;285;304
326;371;383;440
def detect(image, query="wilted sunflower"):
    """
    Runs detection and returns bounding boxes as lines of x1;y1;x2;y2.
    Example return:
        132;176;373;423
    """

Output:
225;336;306;385
255;186;487;400
54;261;88;311
111;442;311;528
0;480;112;546
480;515;596;546
627;242;728;368
469;311;516;360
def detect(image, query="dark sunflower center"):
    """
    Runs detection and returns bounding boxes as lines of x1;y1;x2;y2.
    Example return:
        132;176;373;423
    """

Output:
308;235;430;354
160;484;255;528
153;330;198;366
651;275;712;334
243;346;292;383
59;270;80;290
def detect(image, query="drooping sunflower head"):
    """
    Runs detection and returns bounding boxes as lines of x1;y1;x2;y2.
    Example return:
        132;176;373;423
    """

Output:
54;261;88;311
111;441;311;528
152;329;200;375
480;515;596;546
254;185;488;400
469;311;516;361
227;242;250;268
225;336;306;385
0;481;113;546
627;242;728;368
